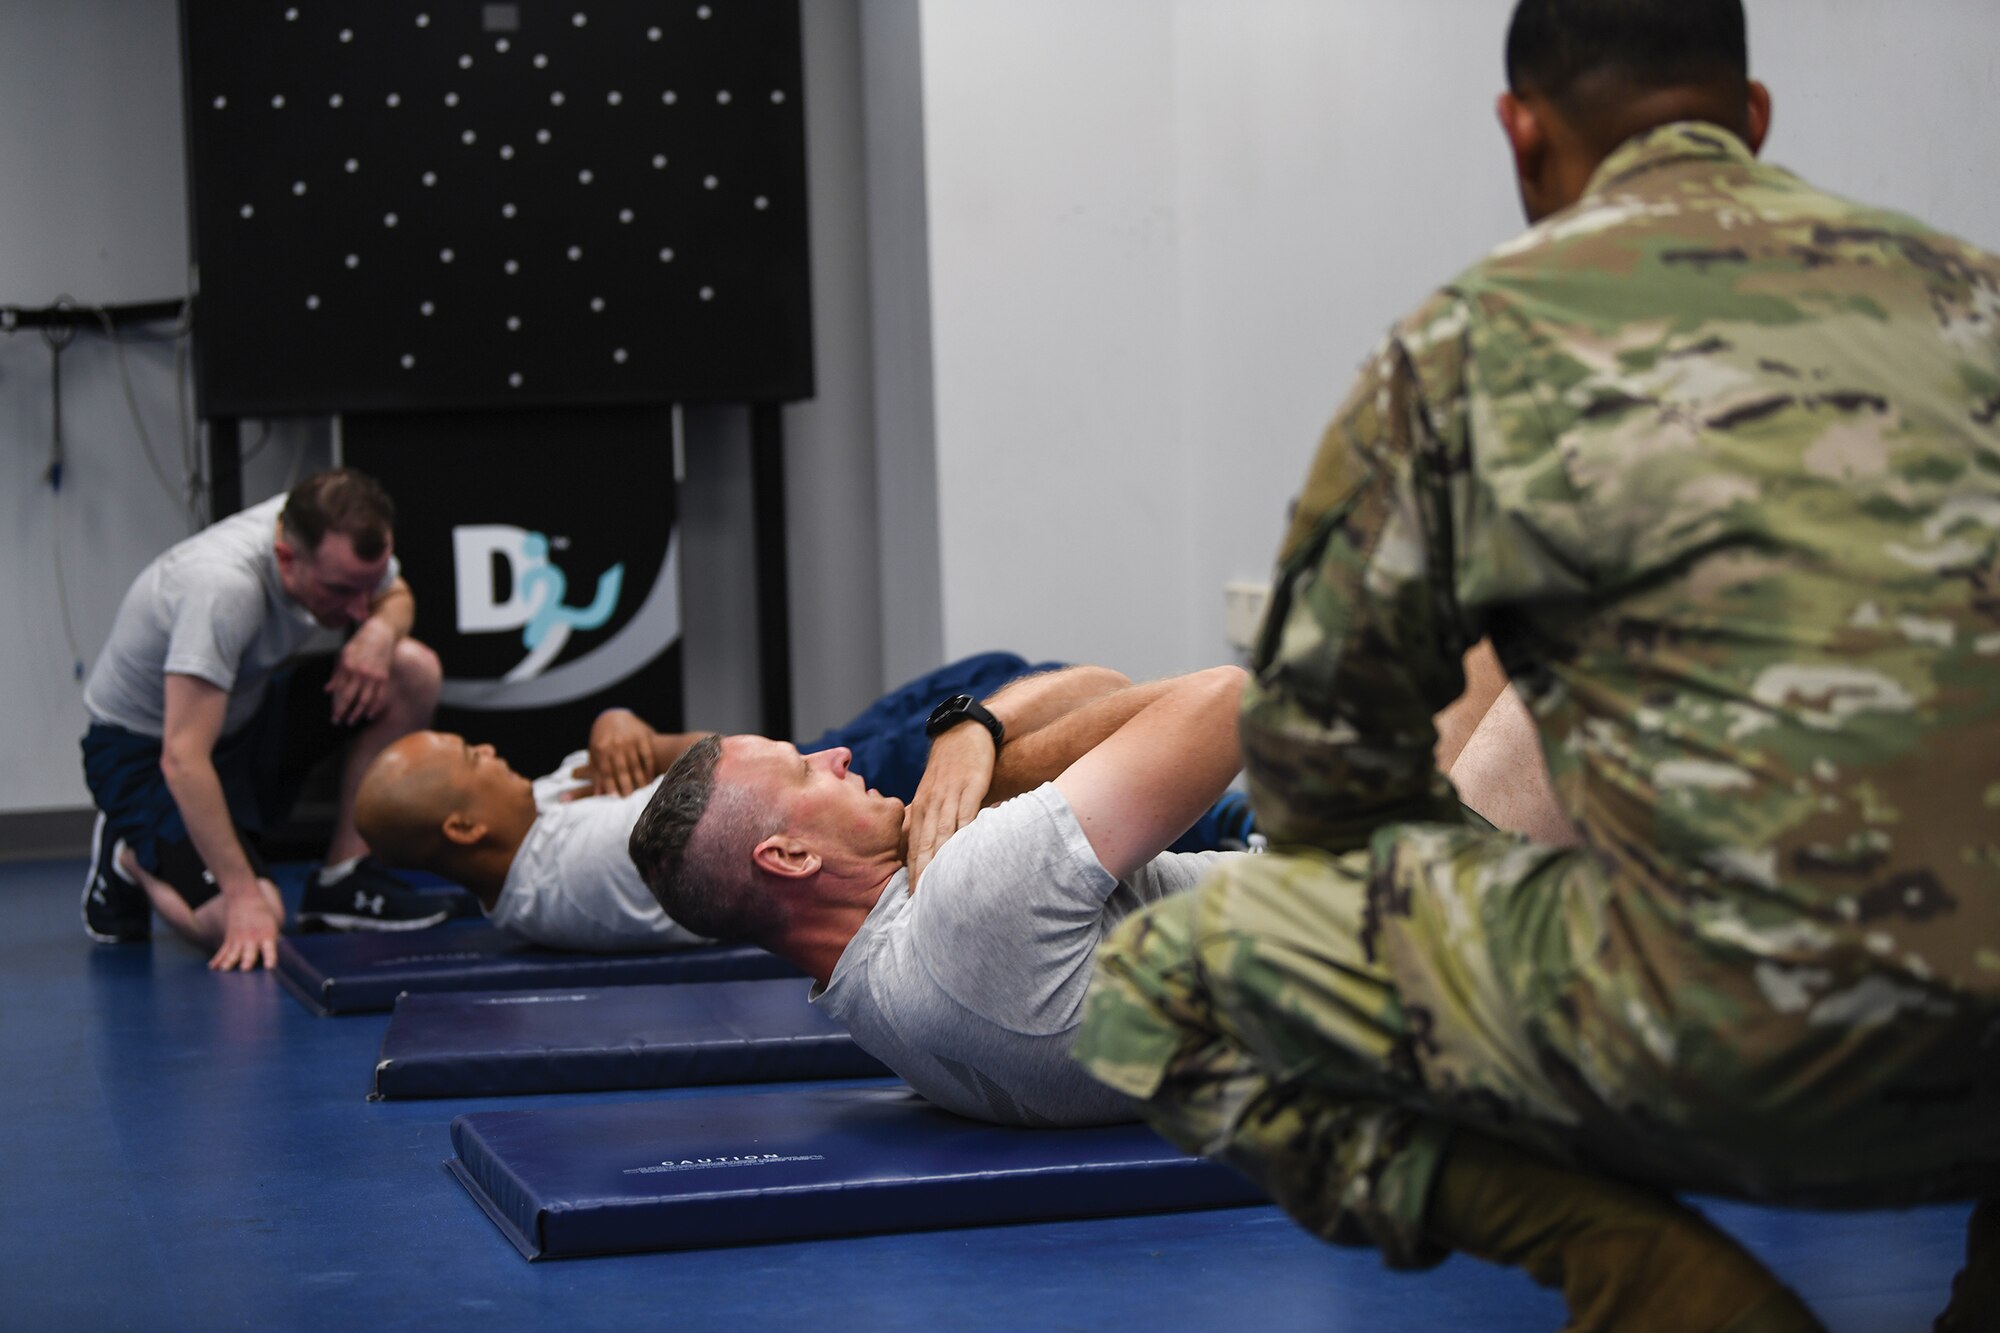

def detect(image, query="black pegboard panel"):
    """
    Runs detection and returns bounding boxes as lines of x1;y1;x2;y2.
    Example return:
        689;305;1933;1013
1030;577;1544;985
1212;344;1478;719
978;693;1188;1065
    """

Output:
180;1;812;416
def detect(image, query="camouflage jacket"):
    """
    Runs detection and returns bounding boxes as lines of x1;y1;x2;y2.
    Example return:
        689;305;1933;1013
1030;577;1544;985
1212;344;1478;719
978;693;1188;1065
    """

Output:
1246;122;2000;997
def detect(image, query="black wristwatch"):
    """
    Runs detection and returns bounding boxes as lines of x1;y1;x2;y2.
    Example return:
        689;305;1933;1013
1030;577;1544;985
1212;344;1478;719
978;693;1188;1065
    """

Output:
924;694;1005;749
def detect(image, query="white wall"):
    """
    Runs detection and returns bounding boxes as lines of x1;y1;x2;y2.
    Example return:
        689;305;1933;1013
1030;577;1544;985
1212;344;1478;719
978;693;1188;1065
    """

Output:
911;0;2000;683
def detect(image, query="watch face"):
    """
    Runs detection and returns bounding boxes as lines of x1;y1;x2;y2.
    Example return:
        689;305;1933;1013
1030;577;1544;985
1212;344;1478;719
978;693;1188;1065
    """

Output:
926;694;974;734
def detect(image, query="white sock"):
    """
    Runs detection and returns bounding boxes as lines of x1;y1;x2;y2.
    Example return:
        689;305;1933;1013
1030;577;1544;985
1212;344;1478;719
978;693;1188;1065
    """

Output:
318;855;364;885
110;838;138;884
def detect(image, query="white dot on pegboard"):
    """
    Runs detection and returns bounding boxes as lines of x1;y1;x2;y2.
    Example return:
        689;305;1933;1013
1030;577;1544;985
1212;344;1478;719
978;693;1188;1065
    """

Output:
440;248;455;263
383;212;398;227
305;294;320;310
495;37;510;53
618;208;634;224
589;296;605;312
567;245;582;260
400;353;415;369
345;253;360;269
572;11;587;26
462;129;477;145
703;174;718;189
661;90;677;105
444;91;459;107
658;247;674;262
717;90;732;105
285;6;298;19
271;94;286;109
416;13;430;27
699;286;714;301
608;90;623;106
550;91;566;106
421;170;437;186
499;144;515;160
536;128;551;144
419;300;435;316
578;169;594;184
212;95;227;110
652;153;667;169
329;93;344;108
240;204;254;219
292;180;308;196
509;372;524;388
339;28;353;43
387;92;402;107
502;202;518;218
647;26;662;40
613;348;628;364
345;158;359;173
697;5;712;18
459;53;473;69
754;196;768;210
506;315;521;332
533;53;548;68
504;259;519;275
771;89;786;104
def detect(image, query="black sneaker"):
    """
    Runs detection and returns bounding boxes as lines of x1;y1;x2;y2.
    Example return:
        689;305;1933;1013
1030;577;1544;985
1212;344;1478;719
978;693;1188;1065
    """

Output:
297;857;452;933
82;813;150;943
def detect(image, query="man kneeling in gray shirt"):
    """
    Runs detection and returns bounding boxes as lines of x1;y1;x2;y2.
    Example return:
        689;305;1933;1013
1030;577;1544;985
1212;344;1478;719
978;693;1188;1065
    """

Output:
630;665;1250;1127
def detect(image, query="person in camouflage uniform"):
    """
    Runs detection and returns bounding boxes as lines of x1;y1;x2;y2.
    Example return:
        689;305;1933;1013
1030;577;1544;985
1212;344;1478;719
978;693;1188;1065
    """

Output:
1074;1;2000;1328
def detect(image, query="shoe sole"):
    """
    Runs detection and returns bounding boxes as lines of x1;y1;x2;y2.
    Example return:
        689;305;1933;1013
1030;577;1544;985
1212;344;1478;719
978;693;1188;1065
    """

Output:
81;812;148;944
294;910;451;934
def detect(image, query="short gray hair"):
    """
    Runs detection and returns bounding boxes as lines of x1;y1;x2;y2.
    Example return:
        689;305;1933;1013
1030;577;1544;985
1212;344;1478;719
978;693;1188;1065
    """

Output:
629;735;786;944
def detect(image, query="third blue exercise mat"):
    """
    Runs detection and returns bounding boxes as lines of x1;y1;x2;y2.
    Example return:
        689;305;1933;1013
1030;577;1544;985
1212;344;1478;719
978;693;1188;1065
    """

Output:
371;979;890;1099
275;921;799;1015
447;1086;1266;1259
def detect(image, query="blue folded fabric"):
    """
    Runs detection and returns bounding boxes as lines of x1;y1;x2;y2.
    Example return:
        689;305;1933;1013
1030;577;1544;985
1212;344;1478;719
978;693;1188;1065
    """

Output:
448;1086;1264;1259
275;921;797;1015
372;979;888;1099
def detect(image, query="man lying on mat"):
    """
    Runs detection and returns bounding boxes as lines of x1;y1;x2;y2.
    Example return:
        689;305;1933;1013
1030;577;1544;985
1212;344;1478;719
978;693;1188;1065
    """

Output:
629;659;1557;1126
353;654;1262;954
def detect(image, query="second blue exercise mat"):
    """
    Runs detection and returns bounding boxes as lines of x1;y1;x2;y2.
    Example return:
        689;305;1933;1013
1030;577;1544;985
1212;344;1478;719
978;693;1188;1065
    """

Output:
276;921;798;1015
372;979;890;1099
447;1086;1266;1259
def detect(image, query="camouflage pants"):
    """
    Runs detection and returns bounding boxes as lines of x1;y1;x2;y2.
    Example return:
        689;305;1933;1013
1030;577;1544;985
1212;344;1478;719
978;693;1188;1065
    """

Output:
1076;825;2000;1269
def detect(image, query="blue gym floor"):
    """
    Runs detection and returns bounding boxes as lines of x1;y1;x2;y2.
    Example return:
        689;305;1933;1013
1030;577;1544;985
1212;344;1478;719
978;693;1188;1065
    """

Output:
1;854;1971;1331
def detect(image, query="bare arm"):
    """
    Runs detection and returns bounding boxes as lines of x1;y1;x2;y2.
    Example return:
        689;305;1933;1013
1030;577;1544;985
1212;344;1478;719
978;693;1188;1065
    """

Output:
1431;638;1508;774
1053;666;1247;881
905;664;1135;888
1448;683;1581;846
161;674;281;970
329;577;417;725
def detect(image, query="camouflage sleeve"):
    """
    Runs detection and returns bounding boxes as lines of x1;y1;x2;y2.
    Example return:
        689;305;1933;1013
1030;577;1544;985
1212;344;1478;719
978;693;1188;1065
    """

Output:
1244;298;1478;852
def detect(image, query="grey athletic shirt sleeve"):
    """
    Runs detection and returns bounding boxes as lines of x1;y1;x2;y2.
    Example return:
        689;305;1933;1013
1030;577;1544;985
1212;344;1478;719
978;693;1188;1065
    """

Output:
813;782;1234;1127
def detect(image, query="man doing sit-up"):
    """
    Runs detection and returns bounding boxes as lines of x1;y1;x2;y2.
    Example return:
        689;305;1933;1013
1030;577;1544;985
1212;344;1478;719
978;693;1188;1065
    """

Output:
630;663;1255;1126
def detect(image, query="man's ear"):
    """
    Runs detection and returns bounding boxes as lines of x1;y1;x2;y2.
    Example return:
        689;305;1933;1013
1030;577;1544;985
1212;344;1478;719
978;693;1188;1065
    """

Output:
752;835;820;881
1744;79;1772;156
1496;90;1547;189
441;810;486;848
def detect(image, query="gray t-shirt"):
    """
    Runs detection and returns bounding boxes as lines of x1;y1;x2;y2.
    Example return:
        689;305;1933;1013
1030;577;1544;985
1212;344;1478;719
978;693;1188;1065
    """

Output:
486;752;709;954
813;783;1235;1127
82;495;394;738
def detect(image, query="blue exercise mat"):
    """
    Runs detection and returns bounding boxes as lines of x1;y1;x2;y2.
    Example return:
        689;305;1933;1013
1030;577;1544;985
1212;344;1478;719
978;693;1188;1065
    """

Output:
275;921;799;1015
447;1086;1265;1259
371;979;890;1099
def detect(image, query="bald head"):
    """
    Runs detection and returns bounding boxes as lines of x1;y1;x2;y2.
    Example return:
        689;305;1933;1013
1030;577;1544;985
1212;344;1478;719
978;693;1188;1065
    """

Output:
355;730;537;896
355;731;471;872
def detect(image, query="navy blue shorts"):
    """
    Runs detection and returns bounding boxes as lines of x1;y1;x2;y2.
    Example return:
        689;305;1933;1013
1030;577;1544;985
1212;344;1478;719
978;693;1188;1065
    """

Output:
80;655;361;909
